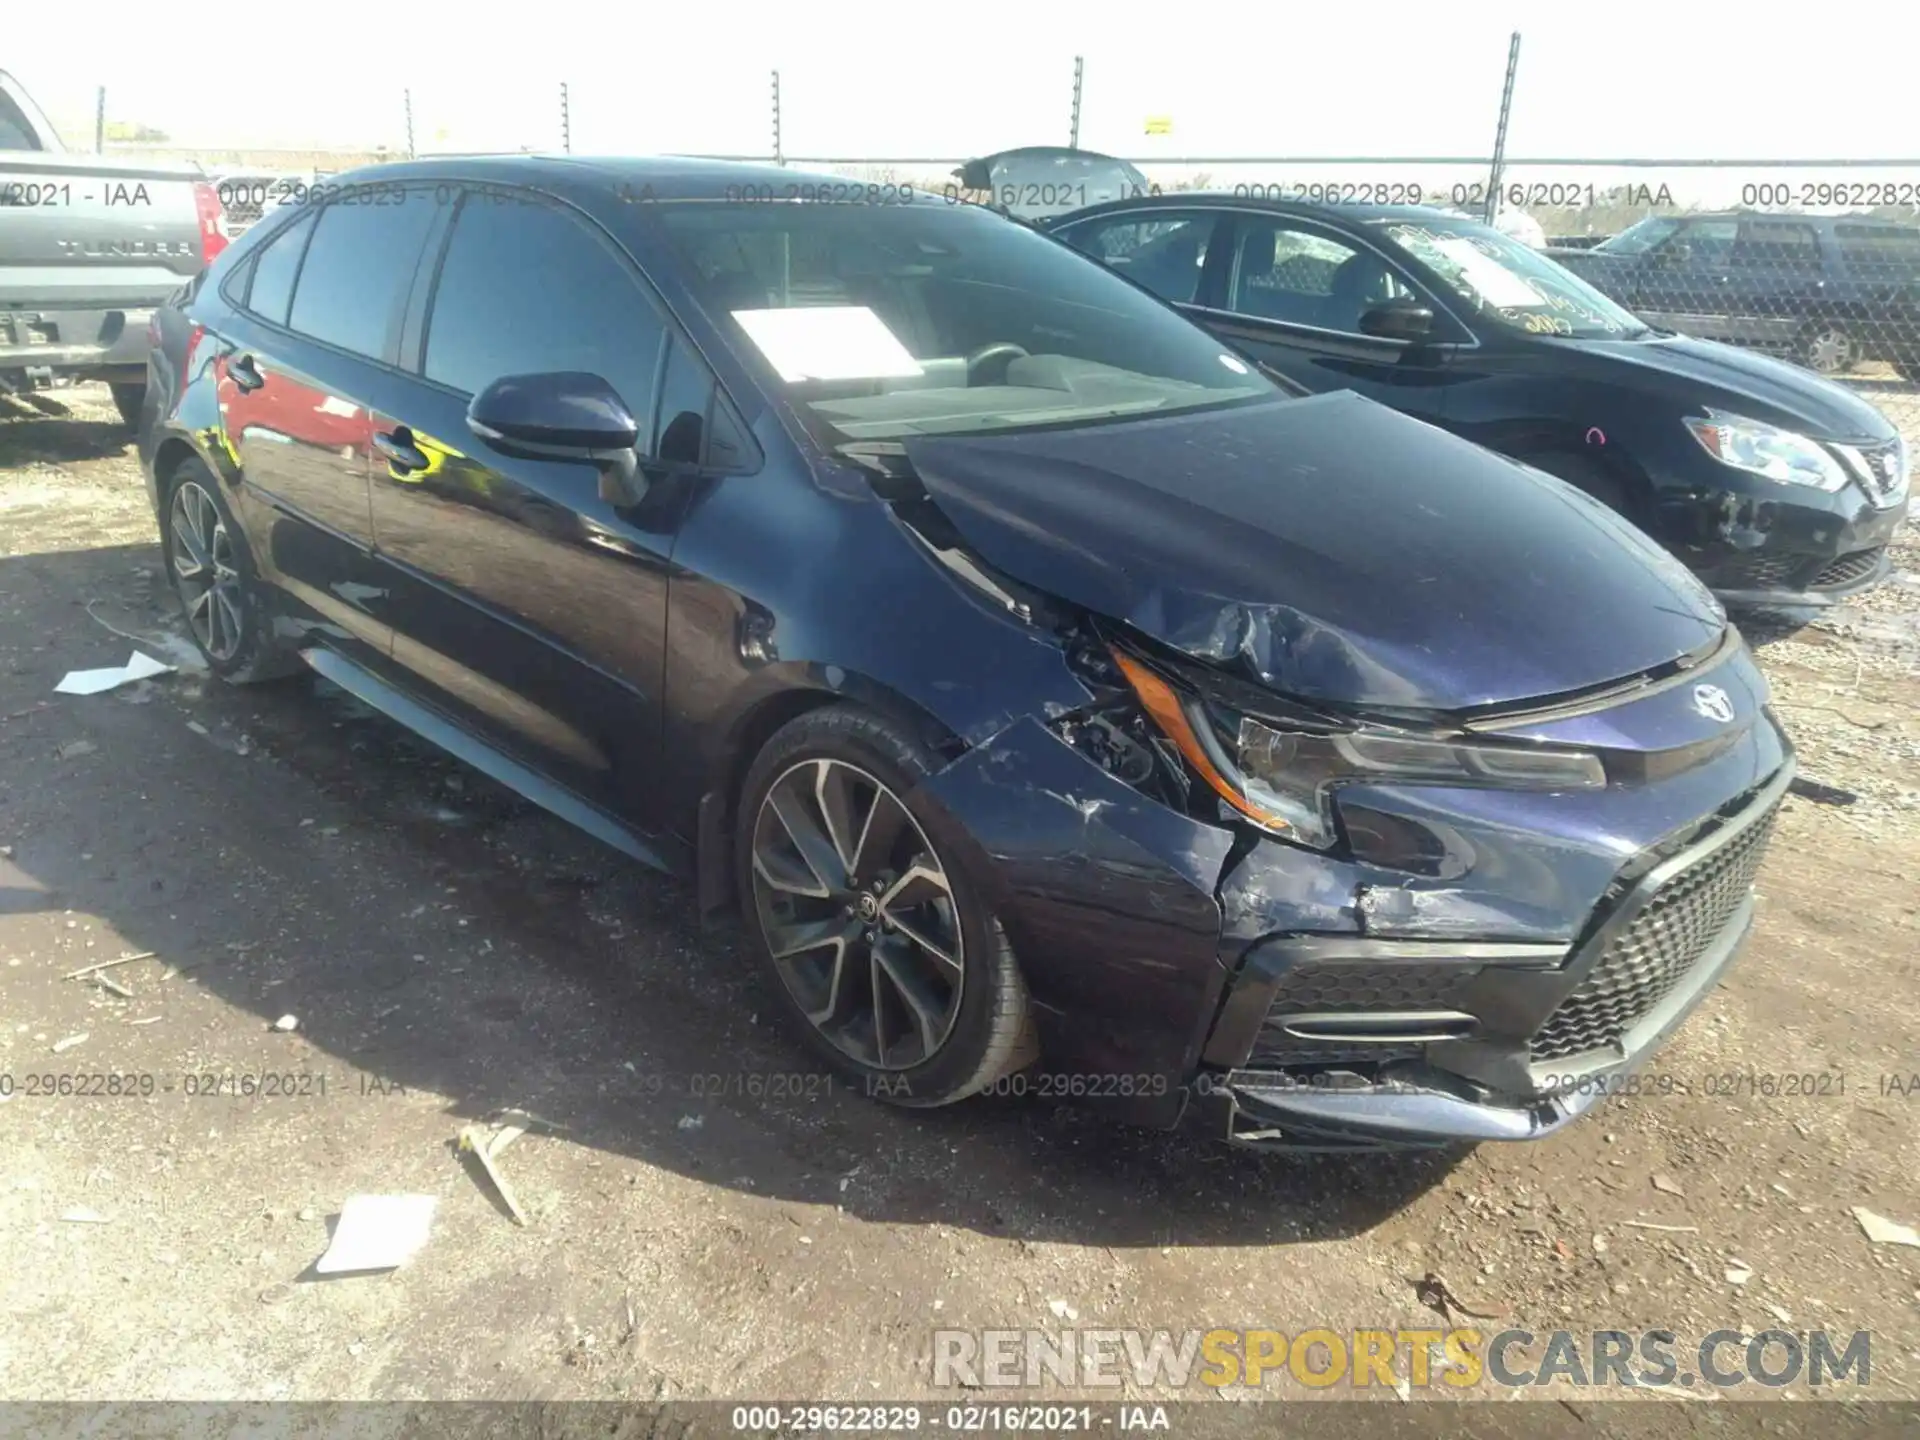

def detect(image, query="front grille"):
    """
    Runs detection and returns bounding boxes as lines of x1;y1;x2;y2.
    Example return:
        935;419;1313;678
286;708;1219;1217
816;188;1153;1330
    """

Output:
1530;797;1781;1063
1812;547;1885;589
1717;550;1806;591
1248;962;1477;1068
1853;440;1908;508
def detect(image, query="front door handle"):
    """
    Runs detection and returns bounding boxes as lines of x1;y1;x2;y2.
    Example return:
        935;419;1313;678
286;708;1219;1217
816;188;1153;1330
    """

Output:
229;353;266;392
374;428;429;474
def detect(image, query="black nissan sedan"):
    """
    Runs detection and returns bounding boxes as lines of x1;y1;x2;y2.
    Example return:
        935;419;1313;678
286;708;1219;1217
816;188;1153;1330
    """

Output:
140;158;1793;1151
1048;197;1910;608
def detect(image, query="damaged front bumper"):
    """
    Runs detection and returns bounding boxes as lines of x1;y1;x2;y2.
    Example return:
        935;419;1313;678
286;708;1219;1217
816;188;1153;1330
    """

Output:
1663;469;1907;609
1194;758;1793;1150
915;638;1793;1149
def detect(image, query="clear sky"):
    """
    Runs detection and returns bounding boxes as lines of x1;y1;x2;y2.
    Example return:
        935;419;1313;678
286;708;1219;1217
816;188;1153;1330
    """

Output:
9;1;1919;165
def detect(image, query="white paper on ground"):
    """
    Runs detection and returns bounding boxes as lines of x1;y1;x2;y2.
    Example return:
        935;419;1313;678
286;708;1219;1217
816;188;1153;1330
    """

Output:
731;306;924;383
55;651;175;696
315;1194;439;1273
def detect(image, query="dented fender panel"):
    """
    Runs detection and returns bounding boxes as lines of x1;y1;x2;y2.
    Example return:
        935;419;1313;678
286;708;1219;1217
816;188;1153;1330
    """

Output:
917;716;1237;1083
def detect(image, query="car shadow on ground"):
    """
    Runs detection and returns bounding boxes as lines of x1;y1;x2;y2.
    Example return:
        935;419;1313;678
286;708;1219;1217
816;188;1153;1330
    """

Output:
2;541;1466;1253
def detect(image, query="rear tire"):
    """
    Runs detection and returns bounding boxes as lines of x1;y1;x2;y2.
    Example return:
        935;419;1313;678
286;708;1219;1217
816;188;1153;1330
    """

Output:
159;459;301;685
109;383;144;430
735;704;1033;1108
1797;323;1854;376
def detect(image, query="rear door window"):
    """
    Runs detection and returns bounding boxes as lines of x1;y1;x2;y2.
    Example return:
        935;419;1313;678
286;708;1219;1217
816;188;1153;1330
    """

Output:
287;188;440;361
244;209;317;326
1059;211;1220;305
423;190;666;419
1835;225;1920;287
1732;221;1822;274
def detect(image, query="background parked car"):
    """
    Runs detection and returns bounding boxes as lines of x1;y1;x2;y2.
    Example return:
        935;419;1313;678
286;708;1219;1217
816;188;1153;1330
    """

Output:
1048;196;1911;607
211;170;326;234
951;146;1152;221
1;67;226;426
1547;211;1920;378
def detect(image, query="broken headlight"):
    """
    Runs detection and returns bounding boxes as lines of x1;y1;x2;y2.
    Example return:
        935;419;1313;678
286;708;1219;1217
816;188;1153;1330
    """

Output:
1110;648;1605;850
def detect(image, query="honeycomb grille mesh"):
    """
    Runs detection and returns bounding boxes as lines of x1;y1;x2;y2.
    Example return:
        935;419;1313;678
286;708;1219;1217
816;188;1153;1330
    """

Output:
1719;551;1804;590
1530;798;1780;1063
1812;547;1885;589
1248;962;1478;1068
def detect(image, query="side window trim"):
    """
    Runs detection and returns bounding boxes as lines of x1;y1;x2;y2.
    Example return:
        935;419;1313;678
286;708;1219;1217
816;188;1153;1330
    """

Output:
396;194;460;374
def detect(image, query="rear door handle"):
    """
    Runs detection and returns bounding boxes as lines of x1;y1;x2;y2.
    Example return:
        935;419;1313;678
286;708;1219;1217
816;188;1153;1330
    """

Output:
229;353;266;392
374;428;429;474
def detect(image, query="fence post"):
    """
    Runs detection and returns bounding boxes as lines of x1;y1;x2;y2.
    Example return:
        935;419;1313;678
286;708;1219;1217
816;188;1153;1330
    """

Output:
560;82;571;154
1482;31;1521;224
94;86;105;154
771;70;783;166
404;88;415;159
1069;56;1083;150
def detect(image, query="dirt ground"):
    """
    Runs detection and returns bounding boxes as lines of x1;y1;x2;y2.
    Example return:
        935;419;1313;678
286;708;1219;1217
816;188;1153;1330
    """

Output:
2;383;1918;1433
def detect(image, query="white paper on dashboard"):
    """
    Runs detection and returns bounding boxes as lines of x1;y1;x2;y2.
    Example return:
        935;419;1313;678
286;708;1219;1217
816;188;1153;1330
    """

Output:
1429;237;1545;309
731;306;924;383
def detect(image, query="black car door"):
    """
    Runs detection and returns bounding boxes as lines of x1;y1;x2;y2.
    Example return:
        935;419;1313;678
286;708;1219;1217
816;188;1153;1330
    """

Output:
366;185;688;830
1185;212;1462;421
214;188;441;664
1727;218;1829;361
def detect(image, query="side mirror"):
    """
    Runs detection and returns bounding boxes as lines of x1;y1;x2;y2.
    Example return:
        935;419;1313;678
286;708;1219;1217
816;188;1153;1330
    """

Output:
466;371;647;506
1358;298;1436;343
1660;242;1692;267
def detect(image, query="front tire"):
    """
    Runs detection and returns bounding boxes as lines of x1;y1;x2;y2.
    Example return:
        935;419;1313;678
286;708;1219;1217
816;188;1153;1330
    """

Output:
735;705;1032;1107
160;459;300;684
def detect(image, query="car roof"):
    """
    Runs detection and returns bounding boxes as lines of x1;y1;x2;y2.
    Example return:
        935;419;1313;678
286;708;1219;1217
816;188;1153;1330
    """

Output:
309;153;857;200
1053;192;1474;228
1661;210;1919;230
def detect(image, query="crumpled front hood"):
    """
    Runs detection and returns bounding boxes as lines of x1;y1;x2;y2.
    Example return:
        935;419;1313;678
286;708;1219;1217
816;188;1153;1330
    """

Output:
903;392;1726;712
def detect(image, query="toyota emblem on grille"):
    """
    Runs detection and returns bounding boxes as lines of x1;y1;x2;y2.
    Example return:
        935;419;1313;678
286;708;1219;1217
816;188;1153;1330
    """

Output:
1692;684;1735;723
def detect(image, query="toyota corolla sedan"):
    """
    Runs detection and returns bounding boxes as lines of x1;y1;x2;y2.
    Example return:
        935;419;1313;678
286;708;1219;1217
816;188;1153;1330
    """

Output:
1047;196;1910;608
140;158;1793;1151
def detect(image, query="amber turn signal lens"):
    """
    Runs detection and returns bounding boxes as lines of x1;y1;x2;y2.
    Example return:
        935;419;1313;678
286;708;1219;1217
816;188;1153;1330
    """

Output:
1108;648;1291;832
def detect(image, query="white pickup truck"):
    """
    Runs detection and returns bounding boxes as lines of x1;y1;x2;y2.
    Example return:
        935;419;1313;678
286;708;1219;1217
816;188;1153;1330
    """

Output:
1;68;227;425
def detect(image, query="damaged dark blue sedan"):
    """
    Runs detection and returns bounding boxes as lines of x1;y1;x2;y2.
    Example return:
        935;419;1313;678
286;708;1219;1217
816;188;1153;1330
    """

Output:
140;158;1794;1151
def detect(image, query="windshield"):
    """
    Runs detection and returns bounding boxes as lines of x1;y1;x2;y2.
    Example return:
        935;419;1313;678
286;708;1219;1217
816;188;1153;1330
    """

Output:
655;199;1275;443
1595;216;1681;257
1371;217;1648;339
